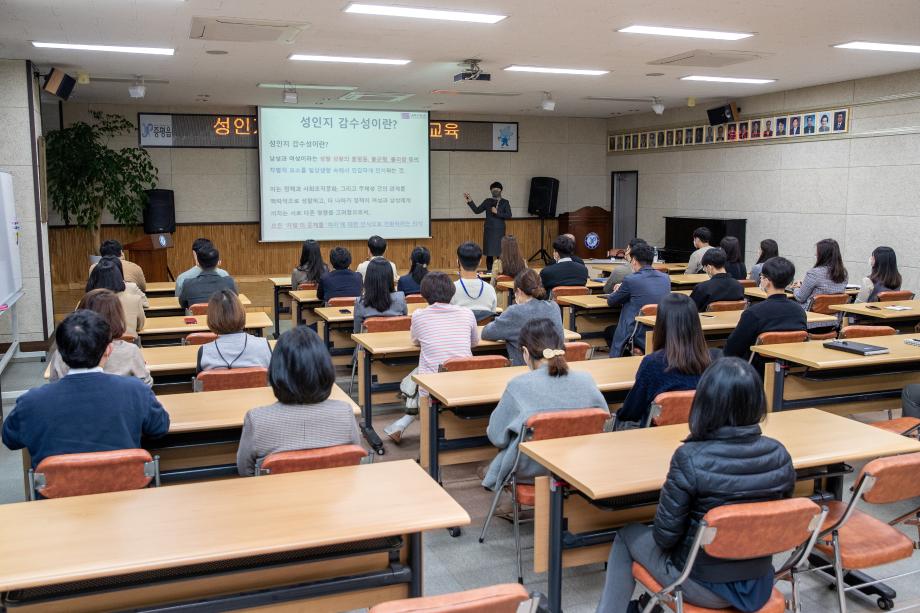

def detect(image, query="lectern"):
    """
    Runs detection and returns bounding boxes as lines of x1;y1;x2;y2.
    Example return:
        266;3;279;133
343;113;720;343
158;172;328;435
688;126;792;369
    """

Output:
125;233;173;282
558;206;611;260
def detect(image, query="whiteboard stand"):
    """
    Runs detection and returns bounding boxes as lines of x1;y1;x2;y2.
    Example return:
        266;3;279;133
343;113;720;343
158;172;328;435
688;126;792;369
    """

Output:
0;291;35;406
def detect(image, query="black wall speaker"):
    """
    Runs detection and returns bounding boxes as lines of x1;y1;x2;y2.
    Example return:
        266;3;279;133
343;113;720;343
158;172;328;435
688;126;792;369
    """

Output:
707;102;739;125
527;177;560;218
143;189;176;234
42;68;76;101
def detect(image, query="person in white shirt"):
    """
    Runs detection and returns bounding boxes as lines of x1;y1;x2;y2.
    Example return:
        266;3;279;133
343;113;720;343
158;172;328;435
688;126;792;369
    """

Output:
356;235;398;283
686;227;714;274
451;241;497;321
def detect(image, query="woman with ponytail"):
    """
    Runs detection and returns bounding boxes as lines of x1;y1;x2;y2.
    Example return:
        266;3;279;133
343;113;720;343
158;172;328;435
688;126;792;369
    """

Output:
481;318;608;490
481;268;563;366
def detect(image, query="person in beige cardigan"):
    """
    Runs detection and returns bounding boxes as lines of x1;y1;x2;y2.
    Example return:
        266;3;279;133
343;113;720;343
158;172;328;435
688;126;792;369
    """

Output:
489;235;528;286
48;289;152;386
88;239;147;291
86;256;147;338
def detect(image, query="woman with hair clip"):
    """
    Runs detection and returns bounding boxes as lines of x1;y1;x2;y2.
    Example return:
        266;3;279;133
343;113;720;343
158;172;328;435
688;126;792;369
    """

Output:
489;235;527;287
855;245;902;303
614;293;715;429
792;238;848;311
353;259;407;333
481;269;562;365
748;239;779;282
397;246;430;296
481;318;608;491
291;239;327;288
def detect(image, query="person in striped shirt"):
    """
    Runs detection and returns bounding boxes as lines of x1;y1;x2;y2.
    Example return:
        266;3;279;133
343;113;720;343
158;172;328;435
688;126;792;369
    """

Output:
383;272;479;443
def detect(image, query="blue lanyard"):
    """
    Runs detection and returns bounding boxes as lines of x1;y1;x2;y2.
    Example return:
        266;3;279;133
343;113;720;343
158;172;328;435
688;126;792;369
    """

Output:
459;276;484;299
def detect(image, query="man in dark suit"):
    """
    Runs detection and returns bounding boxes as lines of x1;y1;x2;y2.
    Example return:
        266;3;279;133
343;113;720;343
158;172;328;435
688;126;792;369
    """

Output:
539;234;589;294
465;181;512;271
789;116;801;135
562;233;585;265
317;247;363;303
689;248;745;312
606;244;671;356
178;246;238;309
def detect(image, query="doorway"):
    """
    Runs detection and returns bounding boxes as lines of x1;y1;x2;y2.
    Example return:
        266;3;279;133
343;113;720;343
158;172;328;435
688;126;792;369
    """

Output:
611;171;638;248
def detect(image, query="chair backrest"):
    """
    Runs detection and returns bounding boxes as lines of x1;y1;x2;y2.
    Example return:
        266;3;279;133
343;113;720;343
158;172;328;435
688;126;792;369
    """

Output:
119;334;137;344
258;444;367;476
526;408;609;442
650;390;696;426
840;325;897;340
30;449;158;500
189;303;209;315
856;452;920;504
327;296;357;307
877;290;915;302
185;332;218;345
809;293;849;315
195;366;268;392
755;330;808;346
551;285;589;300
405;294;428;304
297;282;317;290
368;583;530;613
701;498;824;560
564;341;592;362
706;300;746;312
496;274;514;283
440;355;510;372
639;304;658;317
364;315;412;333
738;279;757;288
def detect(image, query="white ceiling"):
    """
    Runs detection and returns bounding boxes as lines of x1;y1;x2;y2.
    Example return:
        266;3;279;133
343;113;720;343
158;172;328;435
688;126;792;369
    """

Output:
3;0;920;116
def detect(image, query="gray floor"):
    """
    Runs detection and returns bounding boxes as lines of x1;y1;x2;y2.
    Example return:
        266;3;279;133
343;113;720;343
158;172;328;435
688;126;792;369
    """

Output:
1;352;919;612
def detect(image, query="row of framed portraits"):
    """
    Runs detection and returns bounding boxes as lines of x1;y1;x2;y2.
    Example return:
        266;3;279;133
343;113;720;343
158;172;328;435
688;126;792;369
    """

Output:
608;107;850;153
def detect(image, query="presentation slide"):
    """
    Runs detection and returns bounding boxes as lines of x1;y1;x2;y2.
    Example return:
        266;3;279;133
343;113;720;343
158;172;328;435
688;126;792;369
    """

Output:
258;107;430;242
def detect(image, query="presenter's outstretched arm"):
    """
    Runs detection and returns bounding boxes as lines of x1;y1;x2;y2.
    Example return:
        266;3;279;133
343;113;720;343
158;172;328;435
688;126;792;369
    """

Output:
464;193;488;214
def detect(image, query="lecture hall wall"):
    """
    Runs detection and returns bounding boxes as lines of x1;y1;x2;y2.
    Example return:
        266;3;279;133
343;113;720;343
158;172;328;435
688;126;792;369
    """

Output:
608;67;920;293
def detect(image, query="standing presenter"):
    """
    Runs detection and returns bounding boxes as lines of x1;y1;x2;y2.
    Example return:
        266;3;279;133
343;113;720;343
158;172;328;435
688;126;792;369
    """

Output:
464;181;512;271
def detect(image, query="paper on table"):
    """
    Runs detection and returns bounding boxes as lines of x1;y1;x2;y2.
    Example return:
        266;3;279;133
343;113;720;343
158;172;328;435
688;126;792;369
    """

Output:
885;305;912;311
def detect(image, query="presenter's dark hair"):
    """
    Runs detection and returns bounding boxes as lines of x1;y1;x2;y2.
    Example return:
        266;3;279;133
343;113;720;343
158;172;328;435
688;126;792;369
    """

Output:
408;246;430;284
870;246;902;291
652;293;711;376
515;269;546;300
815;238;847;284
421;272;455;304
207;289;245;335
297;239;326;283
99;239;122;257
688;357;765;441
499;236;525;278
692;227;712;243
363;259;395;313
489;181;503;191
368;235;387;256
197;246;220;269
192;237;213;254
56;310;111;369
330;247;352;270
86;256;126;293
269;326;333;406
720;236;743;264
630;243;655;266
756;239;779;264
519;318;568;377
77;288;126;340
701;247;727;269
457;241;483;271
761;256;796;288
552;234;575;257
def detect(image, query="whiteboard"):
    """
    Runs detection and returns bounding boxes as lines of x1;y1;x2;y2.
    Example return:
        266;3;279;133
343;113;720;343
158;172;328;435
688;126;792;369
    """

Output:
0;172;23;309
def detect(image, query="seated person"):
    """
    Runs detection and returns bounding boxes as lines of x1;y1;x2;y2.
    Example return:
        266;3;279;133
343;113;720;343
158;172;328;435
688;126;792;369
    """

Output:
236;326;362;476
606;243;671;357
748;239;779;282
561;233;585;264
689;248;745;312
792;238;848;311
686;227;714;274
384;272;478;443
614;294;714;428
86;256;147;338
597;357;795;613
489;235;527;286
451;241;498;321
720;236;747;280
356;235;398;281
901;385;920;419
603;238;646;293
482;269;563;366
175;237;231;295
397;246;430;296
291;239;328;288
48;289;152;386
855;246;902;303
178;245;237;309
197;289;272;372
89;239;146;290
540;234;589;294
353;259;408;333
3;310;169;468
482;318;607;490
317;247;363;304
723;257;806;370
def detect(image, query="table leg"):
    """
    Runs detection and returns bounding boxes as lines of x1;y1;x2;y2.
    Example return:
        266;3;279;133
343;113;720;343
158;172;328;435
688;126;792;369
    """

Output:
323;319;331;349
773;360;786;411
362;350;384;455
547;476;565;613
296;301;304;328
409;532;423;598
428;398;440;483
272;286;281;339
568;306;577;333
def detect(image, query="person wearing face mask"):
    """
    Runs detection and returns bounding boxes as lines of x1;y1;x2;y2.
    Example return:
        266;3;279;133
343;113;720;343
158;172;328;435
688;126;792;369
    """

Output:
722;256;805;374
464;181;512;271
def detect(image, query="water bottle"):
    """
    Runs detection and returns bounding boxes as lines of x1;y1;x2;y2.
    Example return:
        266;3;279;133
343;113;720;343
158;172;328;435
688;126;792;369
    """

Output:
653;246;659;263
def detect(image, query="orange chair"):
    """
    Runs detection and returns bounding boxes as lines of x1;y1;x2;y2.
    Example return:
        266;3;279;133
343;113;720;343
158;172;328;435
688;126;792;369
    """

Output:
808;293;850;340
551;285;589;300
479;408;609;583
627;304;659;356
440;355;510;372
870;417;920;438
327;296;357;307
640;304;658;317
878;290;915;302
184;331;217;345
364;315;412;333
189;303;209;315
28;449;160;500
119;334;137;344
839;325;896;340
564;341;592;362
496;274;514;283
195;366;267;392
405;294;427;304
739;279;757;288
296;282;317;290
750;330;808;363
369;584;530;613
634;498;826;613
706;300;747;312
812;452;920;612
256;444;368;475
647;390;695;427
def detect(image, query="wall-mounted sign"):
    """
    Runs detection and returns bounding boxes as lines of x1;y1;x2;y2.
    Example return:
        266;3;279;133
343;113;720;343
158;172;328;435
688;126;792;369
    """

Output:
429;120;518;152
138;113;258;148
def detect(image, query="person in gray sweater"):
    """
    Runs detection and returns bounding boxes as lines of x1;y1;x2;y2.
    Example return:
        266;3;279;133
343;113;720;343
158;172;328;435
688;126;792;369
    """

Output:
482;318;608;491
237;326;362;476
197;290;272;372
481;269;563;365
602;238;647;293
353;259;408;333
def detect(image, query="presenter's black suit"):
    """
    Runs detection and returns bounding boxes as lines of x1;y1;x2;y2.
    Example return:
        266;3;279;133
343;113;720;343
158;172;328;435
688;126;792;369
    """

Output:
467;198;511;256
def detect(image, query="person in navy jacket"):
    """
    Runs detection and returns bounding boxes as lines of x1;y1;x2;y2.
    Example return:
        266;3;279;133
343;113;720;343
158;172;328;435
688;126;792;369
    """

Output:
606;244;671;357
317;247;363;304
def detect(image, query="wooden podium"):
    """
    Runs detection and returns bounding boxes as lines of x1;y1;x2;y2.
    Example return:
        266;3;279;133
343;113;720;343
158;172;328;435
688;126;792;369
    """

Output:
558;206;611;259
125;233;174;282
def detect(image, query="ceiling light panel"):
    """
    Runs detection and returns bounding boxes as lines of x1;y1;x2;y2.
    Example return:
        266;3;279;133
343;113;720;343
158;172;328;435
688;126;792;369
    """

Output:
618;25;753;40
344;3;506;23
289;54;410;65
32;42;174;55
505;65;608;76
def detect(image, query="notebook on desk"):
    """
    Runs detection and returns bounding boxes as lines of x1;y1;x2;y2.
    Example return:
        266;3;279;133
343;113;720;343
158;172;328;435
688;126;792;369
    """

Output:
823;340;890;356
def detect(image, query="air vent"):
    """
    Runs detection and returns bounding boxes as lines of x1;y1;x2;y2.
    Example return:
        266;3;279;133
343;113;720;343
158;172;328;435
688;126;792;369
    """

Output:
431;90;521;97
338;91;415;103
648;49;766;68
190;17;307;44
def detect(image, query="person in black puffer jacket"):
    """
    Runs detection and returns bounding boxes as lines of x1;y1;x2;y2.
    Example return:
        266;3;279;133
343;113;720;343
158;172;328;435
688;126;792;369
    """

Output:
597;358;795;613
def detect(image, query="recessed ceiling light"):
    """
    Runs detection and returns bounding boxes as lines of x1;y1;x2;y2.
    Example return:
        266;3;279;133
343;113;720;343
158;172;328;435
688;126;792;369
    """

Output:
834;41;920;54
258;83;358;91
206;49;229;55
344;3;506;24
618;25;753;40
32;42;174;55
288;54;410;65
681;75;775;84
505;65;608;76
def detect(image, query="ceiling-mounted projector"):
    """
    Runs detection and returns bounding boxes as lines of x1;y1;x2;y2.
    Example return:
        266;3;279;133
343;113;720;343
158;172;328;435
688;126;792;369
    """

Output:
128;84;146;98
454;58;490;82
